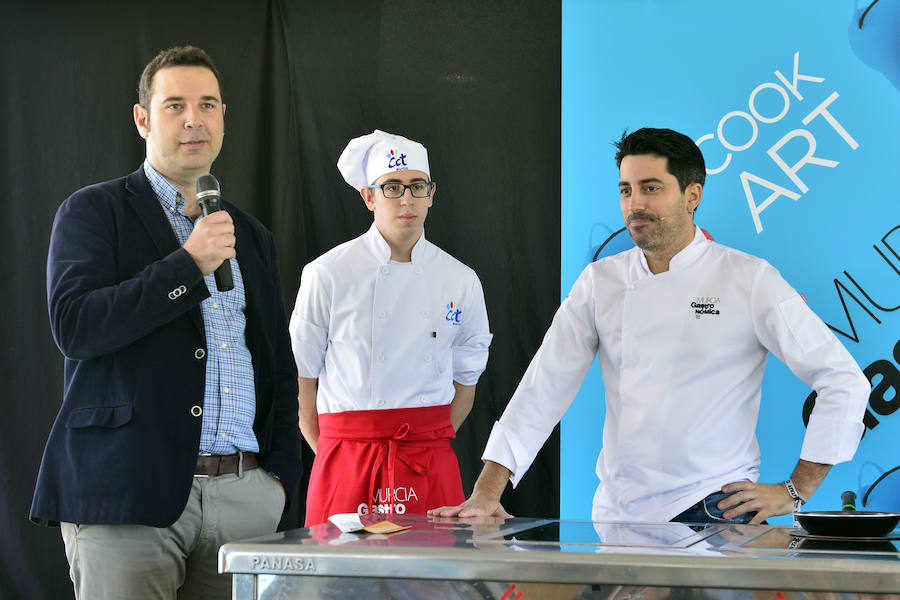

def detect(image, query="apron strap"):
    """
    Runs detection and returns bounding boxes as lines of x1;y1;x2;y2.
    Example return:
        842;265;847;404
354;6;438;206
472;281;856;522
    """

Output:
366;422;446;513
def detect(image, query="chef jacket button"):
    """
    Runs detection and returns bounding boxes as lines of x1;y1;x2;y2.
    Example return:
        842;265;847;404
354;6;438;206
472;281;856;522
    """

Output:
627;284;635;290
381;266;390;275
190;405;202;417
422;311;430;317
424;354;432;362
376;400;385;406
194;348;206;359
419;396;427;404
377;353;385;362
415;266;423;274
378;311;387;318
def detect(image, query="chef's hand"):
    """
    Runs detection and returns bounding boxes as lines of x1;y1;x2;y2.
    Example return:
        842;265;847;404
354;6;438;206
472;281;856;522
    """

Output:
428;491;512;519
429;460;513;518
718;480;794;524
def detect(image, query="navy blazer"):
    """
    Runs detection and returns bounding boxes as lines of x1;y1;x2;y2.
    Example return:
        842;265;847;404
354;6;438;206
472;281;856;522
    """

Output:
31;167;302;527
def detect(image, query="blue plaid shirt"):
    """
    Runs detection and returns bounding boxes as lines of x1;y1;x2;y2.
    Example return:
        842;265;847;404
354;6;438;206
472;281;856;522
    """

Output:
144;162;259;455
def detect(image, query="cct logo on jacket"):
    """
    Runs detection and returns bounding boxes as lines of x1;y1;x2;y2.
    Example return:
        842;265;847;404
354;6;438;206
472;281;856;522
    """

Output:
445;302;463;325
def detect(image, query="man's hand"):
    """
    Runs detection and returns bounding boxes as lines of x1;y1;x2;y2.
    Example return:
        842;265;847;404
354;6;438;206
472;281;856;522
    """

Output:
718;480;794;524
428;492;512;519
183;211;235;275
428;460;512;519
720;460;832;523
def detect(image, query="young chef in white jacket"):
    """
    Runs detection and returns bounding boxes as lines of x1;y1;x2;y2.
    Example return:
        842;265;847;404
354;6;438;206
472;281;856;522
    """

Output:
430;127;869;524
290;130;492;525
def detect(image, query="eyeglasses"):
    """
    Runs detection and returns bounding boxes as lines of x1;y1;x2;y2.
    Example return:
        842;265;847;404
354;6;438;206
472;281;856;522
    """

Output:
368;181;434;198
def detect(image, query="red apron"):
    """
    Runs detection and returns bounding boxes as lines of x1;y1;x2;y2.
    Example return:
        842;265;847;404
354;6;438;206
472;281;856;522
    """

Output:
304;404;465;526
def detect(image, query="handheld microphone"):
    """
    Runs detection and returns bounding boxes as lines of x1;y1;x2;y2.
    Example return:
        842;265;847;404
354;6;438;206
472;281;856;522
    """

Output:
196;174;234;292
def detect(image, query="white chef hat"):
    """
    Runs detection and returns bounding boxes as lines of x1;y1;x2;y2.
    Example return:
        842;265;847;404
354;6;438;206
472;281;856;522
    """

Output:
337;129;430;190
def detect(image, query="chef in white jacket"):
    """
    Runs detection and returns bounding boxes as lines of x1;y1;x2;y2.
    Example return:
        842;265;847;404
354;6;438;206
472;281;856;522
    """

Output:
290;130;492;525
430;127;869;524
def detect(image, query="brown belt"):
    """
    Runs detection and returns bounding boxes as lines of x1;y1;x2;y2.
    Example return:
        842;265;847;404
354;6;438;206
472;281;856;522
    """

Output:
195;452;259;477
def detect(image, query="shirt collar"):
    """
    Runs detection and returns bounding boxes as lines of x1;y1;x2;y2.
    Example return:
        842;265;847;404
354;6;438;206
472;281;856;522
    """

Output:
143;160;184;213
669;226;710;270
364;222;430;264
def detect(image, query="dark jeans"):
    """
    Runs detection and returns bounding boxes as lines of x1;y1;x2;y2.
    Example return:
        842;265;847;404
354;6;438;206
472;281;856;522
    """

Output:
670;491;757;525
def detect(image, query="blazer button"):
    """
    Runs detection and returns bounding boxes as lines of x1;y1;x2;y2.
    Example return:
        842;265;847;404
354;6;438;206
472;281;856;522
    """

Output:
190;405;203;417
194;348;206;359
168;285;187;300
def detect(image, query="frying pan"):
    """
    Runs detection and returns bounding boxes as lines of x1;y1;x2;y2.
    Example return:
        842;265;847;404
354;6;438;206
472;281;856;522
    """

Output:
795;491;900;538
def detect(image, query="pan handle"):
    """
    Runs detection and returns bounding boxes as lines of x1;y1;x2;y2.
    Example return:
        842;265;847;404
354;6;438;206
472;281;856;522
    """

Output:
841;490;857;512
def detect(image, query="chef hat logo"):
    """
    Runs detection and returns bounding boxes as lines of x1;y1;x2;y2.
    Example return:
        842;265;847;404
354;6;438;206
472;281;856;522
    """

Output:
385;148;407;169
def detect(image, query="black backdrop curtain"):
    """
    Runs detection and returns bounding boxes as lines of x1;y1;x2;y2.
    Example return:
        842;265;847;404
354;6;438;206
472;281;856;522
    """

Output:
0;1;560;597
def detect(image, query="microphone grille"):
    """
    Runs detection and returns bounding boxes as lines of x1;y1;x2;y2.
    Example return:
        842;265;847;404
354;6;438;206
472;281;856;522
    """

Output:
196;174;220;194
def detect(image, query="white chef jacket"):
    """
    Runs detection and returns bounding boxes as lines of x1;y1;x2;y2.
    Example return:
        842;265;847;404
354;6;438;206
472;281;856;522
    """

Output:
290;224;492;413
482;227;869;522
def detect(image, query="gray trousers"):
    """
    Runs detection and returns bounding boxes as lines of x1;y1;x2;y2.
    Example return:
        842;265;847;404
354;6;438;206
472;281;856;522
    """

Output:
61;467;286;600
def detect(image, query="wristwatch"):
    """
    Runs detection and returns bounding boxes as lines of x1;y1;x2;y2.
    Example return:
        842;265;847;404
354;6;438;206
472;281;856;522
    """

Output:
784;479;807;512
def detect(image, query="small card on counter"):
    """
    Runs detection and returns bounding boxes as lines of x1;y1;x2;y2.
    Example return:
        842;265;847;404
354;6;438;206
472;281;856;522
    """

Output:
328;512;411;534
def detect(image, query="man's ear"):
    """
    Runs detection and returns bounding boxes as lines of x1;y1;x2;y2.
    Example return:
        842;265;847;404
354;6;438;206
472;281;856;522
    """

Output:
686;182;702;213
133;104;149;140
360;187;376;212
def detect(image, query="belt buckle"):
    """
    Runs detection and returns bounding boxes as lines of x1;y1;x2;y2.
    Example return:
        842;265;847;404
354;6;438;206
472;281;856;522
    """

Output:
194;452;213;478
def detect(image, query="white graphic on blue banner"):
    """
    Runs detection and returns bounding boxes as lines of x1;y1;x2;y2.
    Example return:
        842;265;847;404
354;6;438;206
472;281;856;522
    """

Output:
562;0;899;523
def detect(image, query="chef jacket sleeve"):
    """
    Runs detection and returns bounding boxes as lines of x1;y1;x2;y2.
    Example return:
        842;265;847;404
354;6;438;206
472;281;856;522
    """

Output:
750;261;868;465
482;264;600;486
289;262;331;378
452;274;492;386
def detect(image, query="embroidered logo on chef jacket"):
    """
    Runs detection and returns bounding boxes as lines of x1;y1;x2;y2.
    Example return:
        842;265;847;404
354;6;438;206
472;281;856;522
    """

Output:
445;302;462;325
691;296;721;319
386;148;408;170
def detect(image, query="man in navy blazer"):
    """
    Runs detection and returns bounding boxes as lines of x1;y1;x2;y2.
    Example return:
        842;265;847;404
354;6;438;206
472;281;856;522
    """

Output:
30;46;302;599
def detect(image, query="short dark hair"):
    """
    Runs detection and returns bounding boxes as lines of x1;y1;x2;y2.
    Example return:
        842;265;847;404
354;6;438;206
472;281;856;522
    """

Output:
613;128;706;191
137;45;221;108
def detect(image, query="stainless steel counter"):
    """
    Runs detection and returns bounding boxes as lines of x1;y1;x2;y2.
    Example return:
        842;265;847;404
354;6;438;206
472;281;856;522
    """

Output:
219;515;900;599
